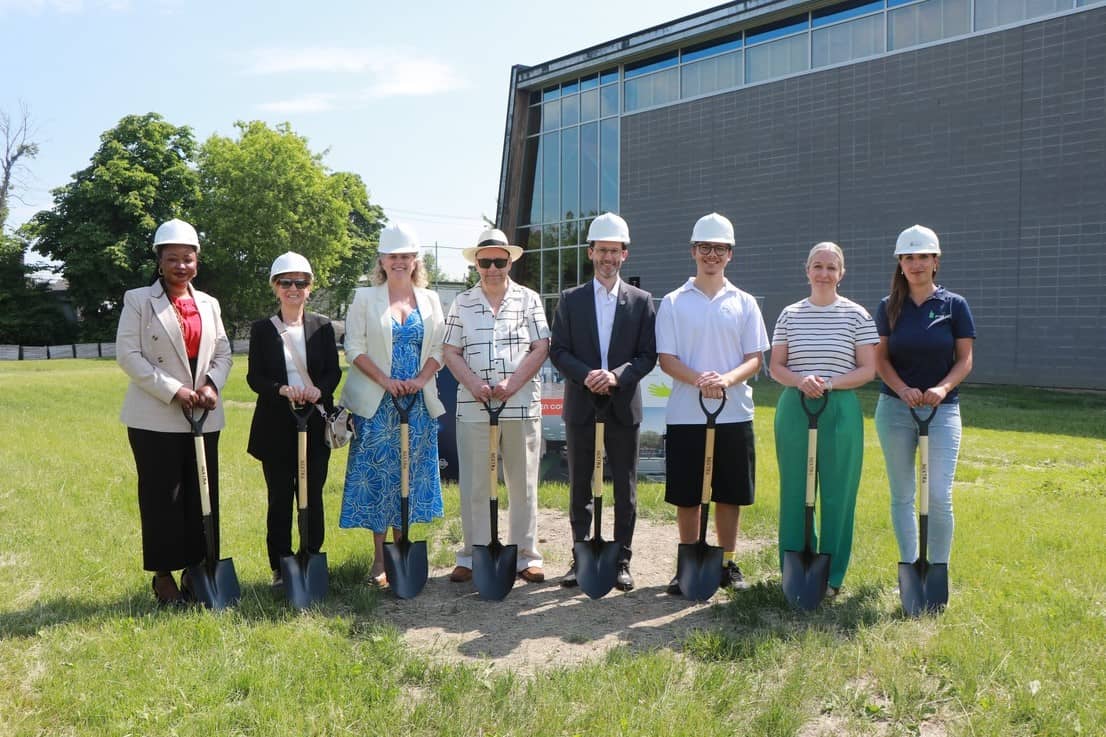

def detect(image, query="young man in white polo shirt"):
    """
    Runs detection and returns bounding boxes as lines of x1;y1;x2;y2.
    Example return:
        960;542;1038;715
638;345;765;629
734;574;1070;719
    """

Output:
655;212;770;595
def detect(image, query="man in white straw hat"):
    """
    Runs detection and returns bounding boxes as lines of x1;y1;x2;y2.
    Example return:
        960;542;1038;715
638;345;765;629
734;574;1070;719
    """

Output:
442;227;550;583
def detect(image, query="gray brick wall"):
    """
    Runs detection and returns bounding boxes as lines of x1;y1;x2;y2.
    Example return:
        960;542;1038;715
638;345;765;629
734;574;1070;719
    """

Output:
620;8;1106;390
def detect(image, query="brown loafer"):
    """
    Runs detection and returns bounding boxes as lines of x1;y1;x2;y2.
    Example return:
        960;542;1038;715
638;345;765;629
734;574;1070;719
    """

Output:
518;566;545;583
449;565;472;583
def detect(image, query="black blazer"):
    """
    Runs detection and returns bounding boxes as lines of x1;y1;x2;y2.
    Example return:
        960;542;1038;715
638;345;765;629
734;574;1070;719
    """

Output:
246;312;341;461
549;280;657;426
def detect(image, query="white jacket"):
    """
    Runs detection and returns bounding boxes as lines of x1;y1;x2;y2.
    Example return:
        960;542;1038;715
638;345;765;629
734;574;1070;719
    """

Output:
117;280;233;432
340;285;446;419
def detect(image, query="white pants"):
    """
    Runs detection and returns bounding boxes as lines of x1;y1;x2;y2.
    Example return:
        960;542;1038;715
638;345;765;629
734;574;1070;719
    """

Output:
455;417;542;570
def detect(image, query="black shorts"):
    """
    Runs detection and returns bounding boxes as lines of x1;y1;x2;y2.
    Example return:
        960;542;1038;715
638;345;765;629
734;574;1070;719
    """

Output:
664;421;755;507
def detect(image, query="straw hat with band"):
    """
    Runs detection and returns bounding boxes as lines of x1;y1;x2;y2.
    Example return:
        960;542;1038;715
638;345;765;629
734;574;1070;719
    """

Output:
461;228;524;264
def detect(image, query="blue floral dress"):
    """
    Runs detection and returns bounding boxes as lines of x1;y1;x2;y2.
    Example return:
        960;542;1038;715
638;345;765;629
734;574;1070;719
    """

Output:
339;310;443;531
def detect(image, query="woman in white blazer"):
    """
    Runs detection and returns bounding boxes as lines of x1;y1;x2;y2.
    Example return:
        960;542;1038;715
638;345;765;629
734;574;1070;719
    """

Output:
339;223;445;587
116;218;232;607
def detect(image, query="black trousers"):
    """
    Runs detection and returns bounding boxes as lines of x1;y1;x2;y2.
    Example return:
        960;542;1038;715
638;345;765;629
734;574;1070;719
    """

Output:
565;419;639;563
128;427;220;572
262;446;329;572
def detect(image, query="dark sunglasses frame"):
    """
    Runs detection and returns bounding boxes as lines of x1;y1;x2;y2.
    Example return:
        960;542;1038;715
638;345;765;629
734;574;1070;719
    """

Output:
476;258;509;269
276;278;311;289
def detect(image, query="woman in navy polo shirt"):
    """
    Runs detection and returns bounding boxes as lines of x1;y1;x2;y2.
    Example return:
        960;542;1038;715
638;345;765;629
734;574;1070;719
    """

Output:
874;225;976;570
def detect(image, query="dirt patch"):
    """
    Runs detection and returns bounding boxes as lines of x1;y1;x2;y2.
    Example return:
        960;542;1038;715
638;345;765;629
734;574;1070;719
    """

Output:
374;509;771;675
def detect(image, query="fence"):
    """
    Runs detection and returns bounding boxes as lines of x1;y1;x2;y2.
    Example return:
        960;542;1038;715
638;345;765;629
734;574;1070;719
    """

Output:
0;340;252;360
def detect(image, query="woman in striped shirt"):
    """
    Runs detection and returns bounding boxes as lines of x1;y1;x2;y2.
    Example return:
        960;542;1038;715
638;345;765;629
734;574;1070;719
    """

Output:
769;242;879;598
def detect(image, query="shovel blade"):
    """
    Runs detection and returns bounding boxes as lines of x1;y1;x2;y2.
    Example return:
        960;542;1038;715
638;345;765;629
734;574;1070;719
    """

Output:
898;560;948;616
574;538;621;600
280;551;329;609
186;558;240;610
782;549;831;610
382;539;428;600
677;541;723;601
472;541;517;601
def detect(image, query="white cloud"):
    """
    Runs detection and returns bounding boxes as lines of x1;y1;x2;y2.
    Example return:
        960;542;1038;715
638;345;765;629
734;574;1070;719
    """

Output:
246;46;468;99
257;93;340;114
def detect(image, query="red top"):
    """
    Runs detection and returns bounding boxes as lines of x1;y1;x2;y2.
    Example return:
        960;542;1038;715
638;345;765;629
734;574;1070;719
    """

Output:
170;295;202;358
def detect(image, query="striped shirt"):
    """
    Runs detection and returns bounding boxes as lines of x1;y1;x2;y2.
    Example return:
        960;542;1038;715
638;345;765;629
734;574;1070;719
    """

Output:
771;297;879;377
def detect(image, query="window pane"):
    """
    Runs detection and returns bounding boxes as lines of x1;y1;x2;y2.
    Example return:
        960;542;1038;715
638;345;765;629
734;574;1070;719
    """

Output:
542;85;560;102
624;67;679;112
561;127;579;220
527;105;541;135
522;225;541;252
542;248;559;295
681;49;742;97
580;88;599;122
812;13;884;68
542;99;560;131
812;0;883;27
561;94;580;126
524;136;541;225
625;51;678;79
542;223;559;249
600;83;619;117
580;74;599;90
746;33;809;84
580;246;594;282
580;122;599;218
600;118;619;213
682;33;743;63
562;244;580;288
746;15;808;44
542;133;559;224
600;68;619;85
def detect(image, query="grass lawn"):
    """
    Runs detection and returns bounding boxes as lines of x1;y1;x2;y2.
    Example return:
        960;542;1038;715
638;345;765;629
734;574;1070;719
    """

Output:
1;359;1104;736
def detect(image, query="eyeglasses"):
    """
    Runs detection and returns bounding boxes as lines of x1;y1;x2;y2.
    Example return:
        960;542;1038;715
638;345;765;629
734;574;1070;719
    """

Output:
477;258;509;269
276;278;310;289
695;244;732;256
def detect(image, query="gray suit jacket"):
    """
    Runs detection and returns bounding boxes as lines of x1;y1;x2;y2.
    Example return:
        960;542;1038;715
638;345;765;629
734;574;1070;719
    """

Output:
549;279;657;426
117;280;233;433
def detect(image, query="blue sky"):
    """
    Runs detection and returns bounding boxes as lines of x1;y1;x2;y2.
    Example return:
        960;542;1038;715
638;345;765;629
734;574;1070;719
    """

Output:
1;0;718;278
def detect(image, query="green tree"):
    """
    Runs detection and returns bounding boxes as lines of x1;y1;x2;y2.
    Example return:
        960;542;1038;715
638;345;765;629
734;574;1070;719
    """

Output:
323;170;384;318
194;121;370;333
27;113;199;340
0;234;77;345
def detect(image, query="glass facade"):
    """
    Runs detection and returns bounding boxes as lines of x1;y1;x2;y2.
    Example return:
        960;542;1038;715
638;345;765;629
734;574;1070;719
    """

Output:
510;0;1102;304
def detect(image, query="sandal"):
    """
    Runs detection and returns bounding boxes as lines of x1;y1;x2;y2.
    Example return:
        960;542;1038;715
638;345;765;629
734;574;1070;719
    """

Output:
152;572;182;608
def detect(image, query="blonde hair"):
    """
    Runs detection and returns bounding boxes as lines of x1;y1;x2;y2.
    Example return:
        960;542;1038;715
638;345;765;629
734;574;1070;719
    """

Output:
806;241;845;271
371;255;428;288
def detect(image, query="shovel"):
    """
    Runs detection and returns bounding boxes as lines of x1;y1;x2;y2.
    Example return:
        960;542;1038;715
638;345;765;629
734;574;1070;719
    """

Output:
182;407;240;610
473;399;517;601
782;392;831;611
382;393;429;599
898;405;948;616
280;402;329;609
677;391;727;601
574;394;621;599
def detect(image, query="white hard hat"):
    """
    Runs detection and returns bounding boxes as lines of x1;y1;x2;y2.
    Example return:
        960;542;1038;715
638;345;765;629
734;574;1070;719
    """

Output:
461;227;524;264
690;212;735;245
269;251;314;281
152;218;200;253
378;223;421;254
586;212;630;244
894;224;941;256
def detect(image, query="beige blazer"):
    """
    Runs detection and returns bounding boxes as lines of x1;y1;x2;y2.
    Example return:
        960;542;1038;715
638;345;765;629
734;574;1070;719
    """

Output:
340;285;446;419
117;280;233;433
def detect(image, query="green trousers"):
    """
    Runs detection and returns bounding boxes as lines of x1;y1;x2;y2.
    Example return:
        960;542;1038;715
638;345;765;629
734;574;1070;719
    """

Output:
775;387;864;588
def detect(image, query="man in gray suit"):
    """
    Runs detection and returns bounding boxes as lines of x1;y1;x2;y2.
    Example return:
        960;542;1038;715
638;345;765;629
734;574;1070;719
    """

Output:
549;213;657;591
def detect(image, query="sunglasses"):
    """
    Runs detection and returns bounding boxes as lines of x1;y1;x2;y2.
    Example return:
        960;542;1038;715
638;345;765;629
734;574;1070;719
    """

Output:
695;244;732;256
276;278;310;289
477;258;509;269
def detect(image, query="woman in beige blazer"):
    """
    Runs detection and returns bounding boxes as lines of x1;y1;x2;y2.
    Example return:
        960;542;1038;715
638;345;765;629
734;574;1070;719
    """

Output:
116;218;232;606
338;223;445;587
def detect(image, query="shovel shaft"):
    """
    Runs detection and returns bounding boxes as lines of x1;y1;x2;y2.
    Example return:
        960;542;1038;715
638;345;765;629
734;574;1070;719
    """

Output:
700;426;716;505
592;420;604;500
297;431;308;510
805;427;817;507
193;435;212;517
918;434;929;516
488;424;499;502
400;423;410;500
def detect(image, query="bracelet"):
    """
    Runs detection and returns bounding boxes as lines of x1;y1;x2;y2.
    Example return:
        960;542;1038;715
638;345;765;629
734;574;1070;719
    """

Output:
825;378;833;392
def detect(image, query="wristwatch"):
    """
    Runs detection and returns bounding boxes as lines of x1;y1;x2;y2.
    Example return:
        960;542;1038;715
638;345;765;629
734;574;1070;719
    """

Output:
825;378;833;392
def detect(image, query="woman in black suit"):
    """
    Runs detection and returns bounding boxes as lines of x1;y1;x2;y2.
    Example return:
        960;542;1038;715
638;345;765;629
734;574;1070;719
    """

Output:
247;252;341;588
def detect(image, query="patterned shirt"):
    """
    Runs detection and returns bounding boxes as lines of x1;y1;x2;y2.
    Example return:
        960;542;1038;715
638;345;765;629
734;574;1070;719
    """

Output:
443;279;550;421
772;297;879;378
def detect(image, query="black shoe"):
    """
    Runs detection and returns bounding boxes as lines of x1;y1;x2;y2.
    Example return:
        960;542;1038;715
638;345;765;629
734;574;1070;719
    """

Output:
665;575;681;596
719;560;749;591
615;563;634;592
560;564;578;588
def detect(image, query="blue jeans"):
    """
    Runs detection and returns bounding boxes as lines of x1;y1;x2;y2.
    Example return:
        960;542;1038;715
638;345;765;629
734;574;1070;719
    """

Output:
874;394;962;564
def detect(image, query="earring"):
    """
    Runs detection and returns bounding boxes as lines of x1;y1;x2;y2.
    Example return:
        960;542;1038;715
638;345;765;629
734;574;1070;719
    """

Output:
158;267;164;276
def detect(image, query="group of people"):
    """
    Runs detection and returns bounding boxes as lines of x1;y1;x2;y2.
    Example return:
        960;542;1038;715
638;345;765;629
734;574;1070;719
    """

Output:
116;212;974;607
